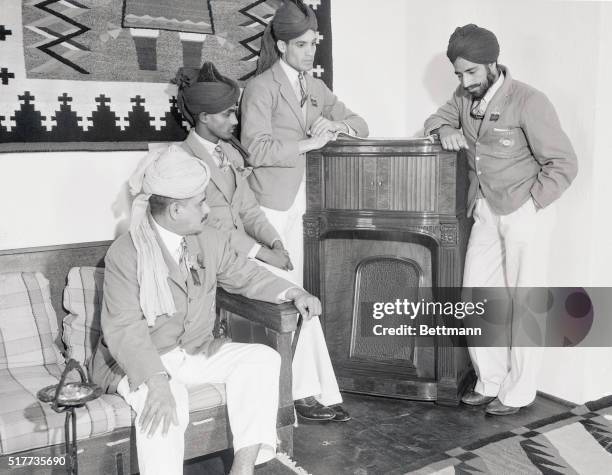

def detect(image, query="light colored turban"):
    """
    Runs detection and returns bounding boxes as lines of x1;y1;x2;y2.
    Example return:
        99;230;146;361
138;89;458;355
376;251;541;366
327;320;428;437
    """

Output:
128;144;210;326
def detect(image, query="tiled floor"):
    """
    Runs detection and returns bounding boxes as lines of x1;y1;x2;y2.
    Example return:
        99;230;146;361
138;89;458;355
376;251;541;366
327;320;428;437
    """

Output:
293;392;571;474
187;392;571;474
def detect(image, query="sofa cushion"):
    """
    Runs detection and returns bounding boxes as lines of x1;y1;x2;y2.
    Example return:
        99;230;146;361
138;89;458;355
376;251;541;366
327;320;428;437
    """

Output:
0;364;126;455
61;266;227;420
0;362;227;455
0;272;64;369
62;266;104;367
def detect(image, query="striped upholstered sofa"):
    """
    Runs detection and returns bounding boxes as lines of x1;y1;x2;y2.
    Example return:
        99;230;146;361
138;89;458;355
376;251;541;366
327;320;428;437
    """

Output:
0;241;298;474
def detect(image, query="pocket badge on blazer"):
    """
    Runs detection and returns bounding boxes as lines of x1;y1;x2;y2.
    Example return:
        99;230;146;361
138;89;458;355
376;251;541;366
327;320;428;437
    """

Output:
499;138;515;147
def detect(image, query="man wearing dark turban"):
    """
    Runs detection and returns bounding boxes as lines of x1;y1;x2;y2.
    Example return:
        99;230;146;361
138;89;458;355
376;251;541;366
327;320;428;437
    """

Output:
174;61;348;423
424;25;577;415
240;0;368;423
173;62;291;270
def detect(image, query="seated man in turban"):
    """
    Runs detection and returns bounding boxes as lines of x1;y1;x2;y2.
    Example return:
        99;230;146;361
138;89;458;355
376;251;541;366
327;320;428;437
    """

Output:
240;0;368;422
424;24;577;415
89;144;322;475
174;60;349;422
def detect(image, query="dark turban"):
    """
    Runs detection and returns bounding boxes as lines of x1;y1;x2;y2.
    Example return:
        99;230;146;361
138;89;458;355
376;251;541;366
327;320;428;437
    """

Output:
256;0;318;75
173;62;240;126
272;0;318;41
446;24;499;65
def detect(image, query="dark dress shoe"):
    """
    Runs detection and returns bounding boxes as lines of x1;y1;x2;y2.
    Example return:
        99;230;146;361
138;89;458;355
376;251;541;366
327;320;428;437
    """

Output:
485;398;520;416
329;404;351;422
294;397;335;421
461;390;496;406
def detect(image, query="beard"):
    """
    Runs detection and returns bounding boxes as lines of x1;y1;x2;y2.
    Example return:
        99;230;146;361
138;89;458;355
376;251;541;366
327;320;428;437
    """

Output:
467;68;498;99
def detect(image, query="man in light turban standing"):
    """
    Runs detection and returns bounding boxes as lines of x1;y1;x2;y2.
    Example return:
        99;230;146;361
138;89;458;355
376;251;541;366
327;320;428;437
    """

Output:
89;145;322;474
424;24;577;415
240;0;368;423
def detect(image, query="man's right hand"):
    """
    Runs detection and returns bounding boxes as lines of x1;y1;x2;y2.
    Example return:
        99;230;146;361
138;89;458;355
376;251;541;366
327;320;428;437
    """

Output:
139;373;178;437
438;125;469;151
299;131;335;154
258;246;294;271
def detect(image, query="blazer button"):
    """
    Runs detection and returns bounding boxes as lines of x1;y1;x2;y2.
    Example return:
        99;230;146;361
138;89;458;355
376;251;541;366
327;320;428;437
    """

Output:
477;171;482;176
475;156;480;161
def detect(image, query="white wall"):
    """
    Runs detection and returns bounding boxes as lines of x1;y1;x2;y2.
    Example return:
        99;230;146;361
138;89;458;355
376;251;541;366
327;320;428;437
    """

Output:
0;151;141;248
332;0;612;403
331;0;410;137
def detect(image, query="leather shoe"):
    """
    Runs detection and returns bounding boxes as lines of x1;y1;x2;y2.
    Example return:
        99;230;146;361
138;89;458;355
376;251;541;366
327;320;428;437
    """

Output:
485;398;521;416
329;404;351;422
294;397;335;421
461;390;496;406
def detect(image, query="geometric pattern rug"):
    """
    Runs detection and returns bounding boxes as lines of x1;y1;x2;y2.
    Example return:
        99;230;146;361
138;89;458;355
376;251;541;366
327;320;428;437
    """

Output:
257;452;312;474
407;395;612;475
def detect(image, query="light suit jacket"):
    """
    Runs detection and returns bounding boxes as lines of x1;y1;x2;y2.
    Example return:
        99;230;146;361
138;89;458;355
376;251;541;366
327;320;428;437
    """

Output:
180;131;280;255
424;65;577;216
240;60;369;210
89;221;292;393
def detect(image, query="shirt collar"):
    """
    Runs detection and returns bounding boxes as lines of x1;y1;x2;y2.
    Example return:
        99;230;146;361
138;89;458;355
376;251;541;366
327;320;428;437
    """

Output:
151;218;183;264
192;131;225;166
280;58;301;86
482;70;505;104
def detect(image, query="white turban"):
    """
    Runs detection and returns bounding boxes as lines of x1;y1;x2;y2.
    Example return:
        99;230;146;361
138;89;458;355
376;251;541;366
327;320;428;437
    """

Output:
128;144;210;326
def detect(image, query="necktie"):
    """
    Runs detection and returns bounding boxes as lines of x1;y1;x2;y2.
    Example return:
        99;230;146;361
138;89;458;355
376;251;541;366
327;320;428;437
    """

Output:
298;72;308;107
214;145;230;171
470;99;487;119
178;238;190;282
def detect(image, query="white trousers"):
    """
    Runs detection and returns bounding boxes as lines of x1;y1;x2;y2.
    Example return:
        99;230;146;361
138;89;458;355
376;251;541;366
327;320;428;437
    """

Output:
259;180;342;406
117;343;280;475
463;198;556;407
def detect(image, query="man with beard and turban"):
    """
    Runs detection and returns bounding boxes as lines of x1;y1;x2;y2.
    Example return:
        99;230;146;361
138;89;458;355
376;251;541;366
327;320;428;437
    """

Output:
239;0;368;423
175;60;351;423
89;145;322;475
424;24;577;415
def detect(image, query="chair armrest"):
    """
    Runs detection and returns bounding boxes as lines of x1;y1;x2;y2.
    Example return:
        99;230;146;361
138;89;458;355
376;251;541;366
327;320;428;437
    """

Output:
216;288;298;333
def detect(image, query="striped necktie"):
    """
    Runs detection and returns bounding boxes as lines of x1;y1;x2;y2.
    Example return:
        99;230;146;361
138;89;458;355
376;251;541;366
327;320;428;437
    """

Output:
298;72;308;107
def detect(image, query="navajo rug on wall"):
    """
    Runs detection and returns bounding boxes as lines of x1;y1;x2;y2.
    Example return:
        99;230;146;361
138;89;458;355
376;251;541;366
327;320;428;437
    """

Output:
0;0;333;152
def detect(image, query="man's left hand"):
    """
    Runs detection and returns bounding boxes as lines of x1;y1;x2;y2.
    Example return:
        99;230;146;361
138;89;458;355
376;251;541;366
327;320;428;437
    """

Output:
286;288;322;320
310;117;347;138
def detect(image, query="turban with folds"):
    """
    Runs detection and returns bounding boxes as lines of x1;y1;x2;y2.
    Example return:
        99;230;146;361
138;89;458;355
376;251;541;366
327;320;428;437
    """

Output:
129;144;210;326
256;0;318;75
174;62;240;126
447;24;500;65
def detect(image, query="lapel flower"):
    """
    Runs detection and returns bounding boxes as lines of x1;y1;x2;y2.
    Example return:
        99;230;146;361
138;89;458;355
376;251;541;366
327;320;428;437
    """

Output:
235;165;253;177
